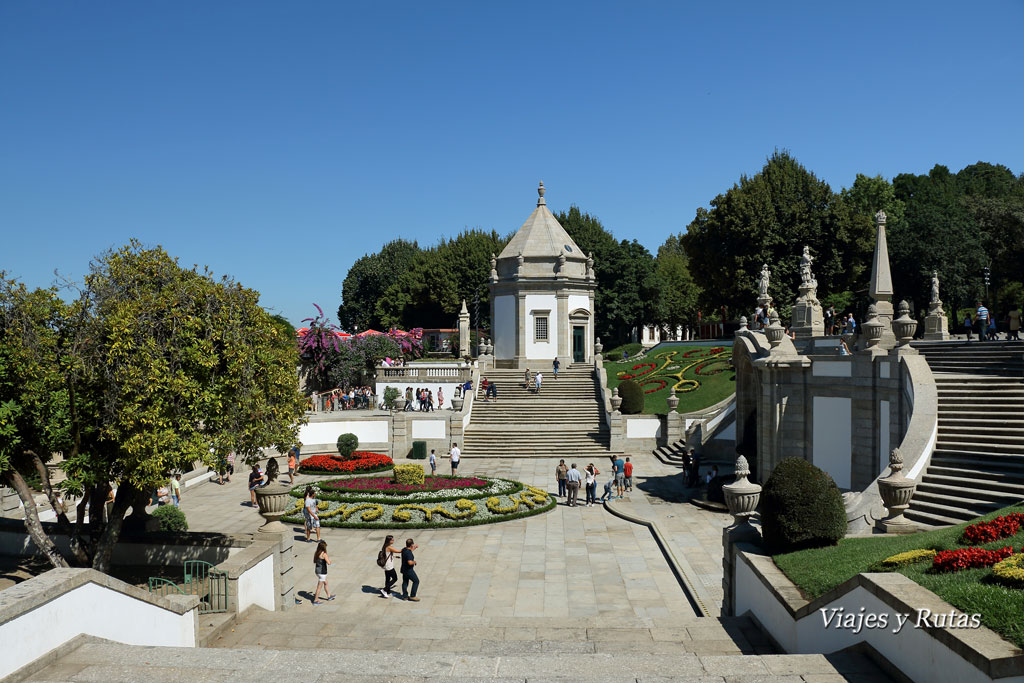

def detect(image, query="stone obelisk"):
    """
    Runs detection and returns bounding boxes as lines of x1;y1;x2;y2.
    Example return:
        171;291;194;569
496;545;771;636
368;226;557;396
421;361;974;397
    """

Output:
458;299;471;358
870;210;898;349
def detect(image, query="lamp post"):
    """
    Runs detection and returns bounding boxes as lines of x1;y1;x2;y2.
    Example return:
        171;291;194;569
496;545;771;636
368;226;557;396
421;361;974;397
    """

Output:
984;265;991;303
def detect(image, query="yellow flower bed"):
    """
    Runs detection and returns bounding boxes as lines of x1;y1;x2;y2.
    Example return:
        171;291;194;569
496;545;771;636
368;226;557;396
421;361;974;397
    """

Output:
320;502;385;522
486;486;549;514
881;549;936;567
392;499;477;522
992;553;1024;588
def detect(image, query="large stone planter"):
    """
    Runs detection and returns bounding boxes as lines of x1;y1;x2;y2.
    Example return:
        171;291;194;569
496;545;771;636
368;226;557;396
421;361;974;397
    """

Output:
451;397;465;412
876;448;918;533
255;480;294;534
764;321;785;348
394;396;407;411
892;301;918;347
666;393;679;412
723;455;761;527
610;387;622;413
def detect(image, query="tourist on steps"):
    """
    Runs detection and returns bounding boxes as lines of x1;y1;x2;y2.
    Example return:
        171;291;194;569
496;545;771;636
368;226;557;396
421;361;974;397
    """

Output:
534;371;543;394
555;459;568;497
552;358;560;379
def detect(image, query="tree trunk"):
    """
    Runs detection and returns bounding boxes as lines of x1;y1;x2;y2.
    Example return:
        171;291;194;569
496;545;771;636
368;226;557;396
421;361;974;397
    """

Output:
90;482;134;573
26;451;90;566
1;469;70;569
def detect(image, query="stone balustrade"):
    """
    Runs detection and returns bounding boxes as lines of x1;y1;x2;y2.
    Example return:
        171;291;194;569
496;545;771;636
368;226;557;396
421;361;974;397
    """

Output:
375;362;473;384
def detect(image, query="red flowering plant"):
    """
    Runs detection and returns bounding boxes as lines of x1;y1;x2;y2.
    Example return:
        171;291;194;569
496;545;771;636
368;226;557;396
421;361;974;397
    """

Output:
299;452;394;474
641;379;668;394
960;513;1024;545
931;546;1015;572
618;363;655;380
321;476;488;495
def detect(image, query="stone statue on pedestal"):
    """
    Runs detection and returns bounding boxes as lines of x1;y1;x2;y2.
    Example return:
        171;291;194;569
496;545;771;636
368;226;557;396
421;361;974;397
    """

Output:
757;264;770;298
791;246;824;338
924;270;949;340
586;252;595;280
490;253;498;283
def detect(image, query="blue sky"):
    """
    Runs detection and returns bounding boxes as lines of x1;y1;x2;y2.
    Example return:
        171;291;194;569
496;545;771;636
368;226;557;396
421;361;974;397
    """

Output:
2;2;1022;326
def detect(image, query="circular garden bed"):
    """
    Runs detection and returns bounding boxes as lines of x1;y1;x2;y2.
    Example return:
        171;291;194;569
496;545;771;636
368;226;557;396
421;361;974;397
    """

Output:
298;451;394;475
282;475;555;529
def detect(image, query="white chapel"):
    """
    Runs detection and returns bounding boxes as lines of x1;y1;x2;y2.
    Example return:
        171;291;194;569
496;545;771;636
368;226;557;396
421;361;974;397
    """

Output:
488;182;596;369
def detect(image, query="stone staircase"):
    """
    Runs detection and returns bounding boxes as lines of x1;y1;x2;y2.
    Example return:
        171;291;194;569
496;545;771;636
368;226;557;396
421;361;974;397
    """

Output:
464;365;614;458
906;341;1024;527
24;612;895;681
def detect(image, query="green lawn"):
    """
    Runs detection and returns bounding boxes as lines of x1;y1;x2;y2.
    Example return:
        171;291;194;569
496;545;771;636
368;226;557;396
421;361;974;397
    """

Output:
773;504;1024;648
605;344;735;415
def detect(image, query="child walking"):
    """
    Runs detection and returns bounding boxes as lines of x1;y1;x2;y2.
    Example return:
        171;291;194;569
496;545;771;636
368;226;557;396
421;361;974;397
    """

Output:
312;541;335;604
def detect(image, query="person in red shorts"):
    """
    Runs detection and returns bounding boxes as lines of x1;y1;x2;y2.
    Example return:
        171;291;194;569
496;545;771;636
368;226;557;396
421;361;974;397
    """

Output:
623;457;634;493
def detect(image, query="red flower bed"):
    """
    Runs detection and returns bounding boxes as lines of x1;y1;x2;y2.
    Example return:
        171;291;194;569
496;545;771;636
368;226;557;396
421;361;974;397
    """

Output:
619;363;655;380
299;452;393;474
694;360;728;376
321;476;487;493
960;513;1024;545
641;379;667;394
932;546;1015;572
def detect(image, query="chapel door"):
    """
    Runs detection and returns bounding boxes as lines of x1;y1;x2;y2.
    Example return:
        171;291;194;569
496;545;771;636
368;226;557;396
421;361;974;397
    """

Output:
572;326;585;363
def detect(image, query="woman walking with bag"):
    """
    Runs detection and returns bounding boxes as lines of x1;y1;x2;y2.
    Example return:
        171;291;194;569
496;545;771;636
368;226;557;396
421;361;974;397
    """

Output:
378;534;401;598
312;541;335;604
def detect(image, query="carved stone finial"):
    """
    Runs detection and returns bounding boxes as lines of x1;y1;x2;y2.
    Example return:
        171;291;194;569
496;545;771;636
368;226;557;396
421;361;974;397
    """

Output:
734;455;750;479
537;180;546;206
875;209;887;226
898;300;910;316
888;447;904;473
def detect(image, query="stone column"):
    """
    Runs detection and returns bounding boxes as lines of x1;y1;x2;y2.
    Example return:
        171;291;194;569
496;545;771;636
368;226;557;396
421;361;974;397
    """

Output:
458;299;470;359
556;292;569;363
869;210;897;349
391;413;409;460
274;531;296;610
516;294;527;368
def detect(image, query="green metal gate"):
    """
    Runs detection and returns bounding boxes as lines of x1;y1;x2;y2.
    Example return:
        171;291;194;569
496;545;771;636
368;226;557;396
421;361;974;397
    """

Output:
148;560;229;614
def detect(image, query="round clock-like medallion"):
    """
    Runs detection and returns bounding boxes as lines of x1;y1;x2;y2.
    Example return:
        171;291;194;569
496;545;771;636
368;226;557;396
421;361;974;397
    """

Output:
564;244;573;253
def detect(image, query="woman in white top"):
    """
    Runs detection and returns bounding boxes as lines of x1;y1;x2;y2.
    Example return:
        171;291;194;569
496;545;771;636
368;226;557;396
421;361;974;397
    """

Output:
585;464;599;507
380;535;400;598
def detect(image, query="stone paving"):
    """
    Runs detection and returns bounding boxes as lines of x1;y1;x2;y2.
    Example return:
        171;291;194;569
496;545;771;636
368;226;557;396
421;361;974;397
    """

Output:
182;454;726;621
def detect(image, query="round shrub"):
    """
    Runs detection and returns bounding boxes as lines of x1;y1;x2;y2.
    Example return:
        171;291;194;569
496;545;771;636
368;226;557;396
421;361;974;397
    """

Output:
618;380;644;414
151;505;188;533
761;457;846;553
336;433;359;458
606;351;621;362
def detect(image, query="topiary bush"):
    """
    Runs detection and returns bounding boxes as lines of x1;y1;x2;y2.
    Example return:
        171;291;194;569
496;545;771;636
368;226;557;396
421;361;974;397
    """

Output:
761;457;846;554
394;463;425;486
605;352;621;362
336;433;359;459
151;505;188;532
618;380;644;414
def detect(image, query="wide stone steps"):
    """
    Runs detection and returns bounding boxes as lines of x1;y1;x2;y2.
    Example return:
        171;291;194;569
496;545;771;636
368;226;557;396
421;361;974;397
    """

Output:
21;640;893;682
906;342;1024;528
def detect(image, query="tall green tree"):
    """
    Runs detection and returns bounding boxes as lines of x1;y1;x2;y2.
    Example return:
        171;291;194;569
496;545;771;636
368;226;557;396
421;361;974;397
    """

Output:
338;239;420;332
682;151;870;317
0;244;307;572
653;234;700;333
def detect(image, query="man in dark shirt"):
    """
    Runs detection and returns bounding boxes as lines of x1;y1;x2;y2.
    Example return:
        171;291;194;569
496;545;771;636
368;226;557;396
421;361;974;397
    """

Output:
401;538;420;601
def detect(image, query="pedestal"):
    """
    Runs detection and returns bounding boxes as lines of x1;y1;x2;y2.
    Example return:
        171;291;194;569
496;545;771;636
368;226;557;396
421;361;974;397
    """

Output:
790;294;824;339
924;301;949;341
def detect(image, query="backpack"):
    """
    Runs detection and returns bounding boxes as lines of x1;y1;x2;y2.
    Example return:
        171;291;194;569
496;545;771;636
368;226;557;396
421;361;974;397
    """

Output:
376;549;388;568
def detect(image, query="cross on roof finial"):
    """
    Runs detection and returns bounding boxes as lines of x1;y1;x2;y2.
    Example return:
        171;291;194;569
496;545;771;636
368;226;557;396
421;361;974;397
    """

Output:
537;180;546;206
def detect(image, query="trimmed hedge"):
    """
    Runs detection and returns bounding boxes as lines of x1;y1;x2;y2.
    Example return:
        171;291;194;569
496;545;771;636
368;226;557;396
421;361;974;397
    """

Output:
618;380;644;414
336;433;359;458
394;463;425;486
151;505;188;532
761;457;846;553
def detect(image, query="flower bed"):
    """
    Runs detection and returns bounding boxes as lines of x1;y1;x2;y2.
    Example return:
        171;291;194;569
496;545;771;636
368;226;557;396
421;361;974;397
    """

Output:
880;548;936;568
298;452;394;475
282;476;554;529
993;553;1024;588
605;344;734;415
319;476;488;495
932;546;1015;573
960;513;1024;545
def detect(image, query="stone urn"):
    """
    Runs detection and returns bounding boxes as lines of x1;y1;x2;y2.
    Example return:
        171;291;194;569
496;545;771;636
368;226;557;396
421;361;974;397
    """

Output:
764;319;785;348
394;396;407;411
876;448;918;533
255;463;293;534
486;339;494;355
862;303;885;348
610;387;622;413
451;396;465;412
723;455;762;527
892;301;918;346
594;337;604;355
666;393;679;412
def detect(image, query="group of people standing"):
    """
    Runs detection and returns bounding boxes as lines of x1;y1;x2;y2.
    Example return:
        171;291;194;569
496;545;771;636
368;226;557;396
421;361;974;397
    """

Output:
555;455;633;507
963;302;1021;341
402;386;443;411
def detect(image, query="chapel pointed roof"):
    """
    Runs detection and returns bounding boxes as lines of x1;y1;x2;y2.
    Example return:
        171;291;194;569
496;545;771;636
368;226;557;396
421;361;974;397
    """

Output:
498;182;583;260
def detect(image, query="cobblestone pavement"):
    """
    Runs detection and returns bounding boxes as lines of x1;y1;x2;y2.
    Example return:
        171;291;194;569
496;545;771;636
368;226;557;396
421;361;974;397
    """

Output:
179;453;732;625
